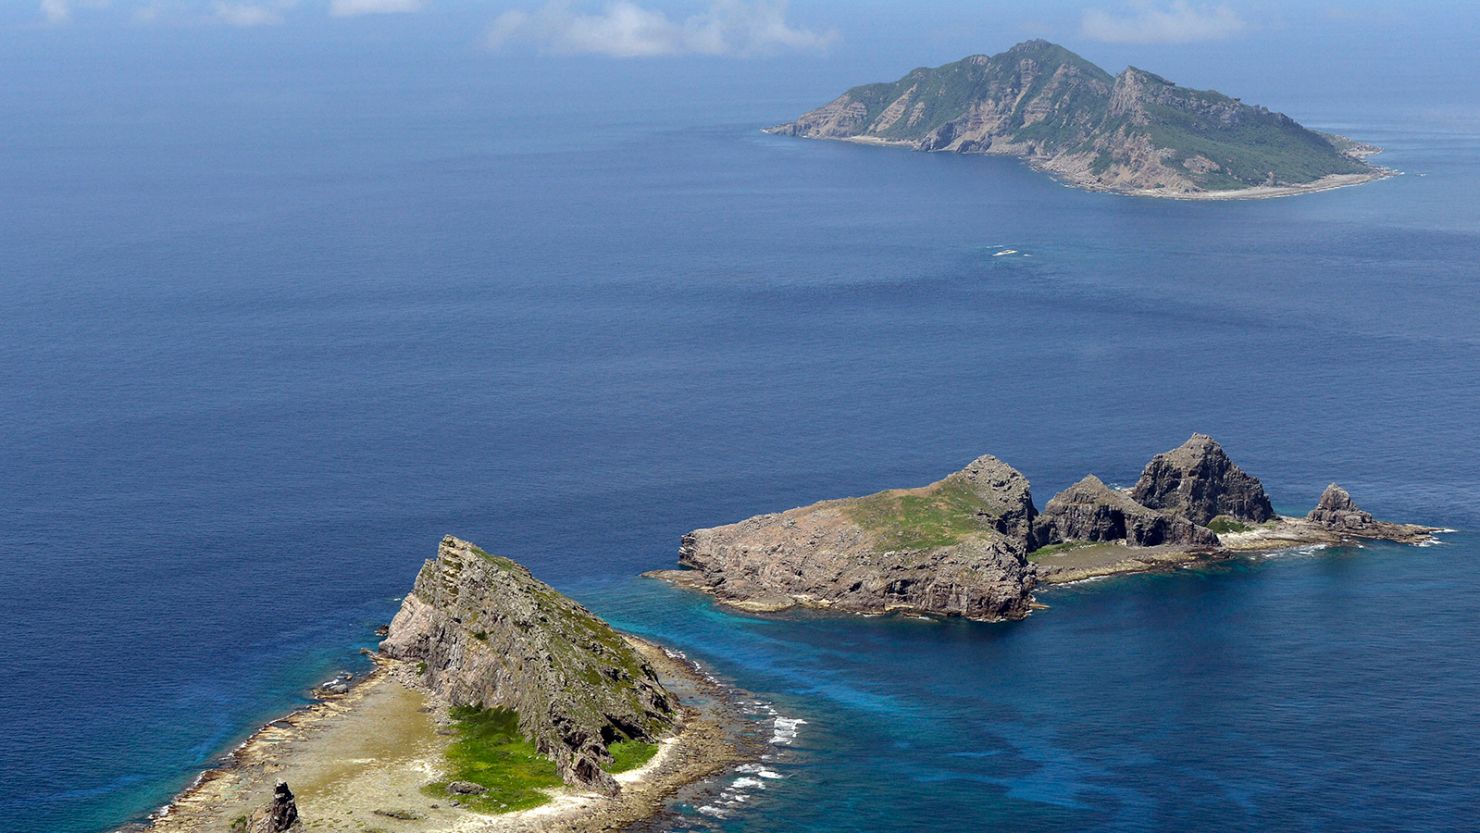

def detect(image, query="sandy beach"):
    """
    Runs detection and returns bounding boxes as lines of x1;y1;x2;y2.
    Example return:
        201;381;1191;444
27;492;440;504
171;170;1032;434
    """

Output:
135;638;746;833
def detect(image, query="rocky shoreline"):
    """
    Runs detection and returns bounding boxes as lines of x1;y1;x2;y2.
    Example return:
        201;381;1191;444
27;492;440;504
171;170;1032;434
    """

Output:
810;134;1396;201
649;435;1443;618
125;641;749;833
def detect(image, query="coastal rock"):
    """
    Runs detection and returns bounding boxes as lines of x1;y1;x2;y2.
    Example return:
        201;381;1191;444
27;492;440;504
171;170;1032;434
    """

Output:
445;780;488;796
381;536;677;795
653;455;1038;620
1035;475;1219;548
1304;483;1435;542
1307;483;1372;527
246;782;299;833
1130;434;1275;525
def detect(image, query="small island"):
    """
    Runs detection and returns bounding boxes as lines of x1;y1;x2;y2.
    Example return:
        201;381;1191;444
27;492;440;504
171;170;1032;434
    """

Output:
648;435;1440;619
140;536;746;833
767;40;1389;199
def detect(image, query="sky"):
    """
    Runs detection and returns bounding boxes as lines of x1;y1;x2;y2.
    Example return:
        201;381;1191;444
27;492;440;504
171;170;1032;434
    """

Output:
3;1;1479;131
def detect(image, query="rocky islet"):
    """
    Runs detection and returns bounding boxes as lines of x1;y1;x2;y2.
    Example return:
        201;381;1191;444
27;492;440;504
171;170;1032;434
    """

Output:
651;434;1441;617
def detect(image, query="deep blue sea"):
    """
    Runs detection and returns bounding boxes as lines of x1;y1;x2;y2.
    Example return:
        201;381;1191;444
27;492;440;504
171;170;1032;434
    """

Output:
3;58;1479;833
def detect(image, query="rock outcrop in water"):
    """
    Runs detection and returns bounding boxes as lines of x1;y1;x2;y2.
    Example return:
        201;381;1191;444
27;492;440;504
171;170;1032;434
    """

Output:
1130;434;1275;525
1303;483;1435;543
381;536;677;795
650;455;1038;620
1035;474;1219;548
652;435;1441;612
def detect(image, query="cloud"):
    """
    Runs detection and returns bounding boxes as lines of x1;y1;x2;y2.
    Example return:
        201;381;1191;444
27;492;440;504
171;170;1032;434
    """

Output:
213;0;294;26
1080;1;1246;44
39;0;110;24
487;0;836;58
329;0;423;16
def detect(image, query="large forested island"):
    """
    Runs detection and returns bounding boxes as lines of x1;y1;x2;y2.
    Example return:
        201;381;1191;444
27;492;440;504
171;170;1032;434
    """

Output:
768;40;1388;198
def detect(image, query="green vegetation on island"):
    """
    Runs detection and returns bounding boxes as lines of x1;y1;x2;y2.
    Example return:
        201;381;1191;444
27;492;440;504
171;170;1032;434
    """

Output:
845;478;1001;550
420;706;564;814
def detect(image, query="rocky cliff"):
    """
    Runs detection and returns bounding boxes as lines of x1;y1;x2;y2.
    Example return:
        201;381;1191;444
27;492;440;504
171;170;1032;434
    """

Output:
1304;483;1435;542
1035;474;1218;548
1130;434;1275;525
652;455;1038;621
381;536;676;794
767;40;1378;196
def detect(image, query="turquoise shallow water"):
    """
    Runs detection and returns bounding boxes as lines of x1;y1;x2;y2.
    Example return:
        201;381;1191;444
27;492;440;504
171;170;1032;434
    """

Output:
3;56;1480;833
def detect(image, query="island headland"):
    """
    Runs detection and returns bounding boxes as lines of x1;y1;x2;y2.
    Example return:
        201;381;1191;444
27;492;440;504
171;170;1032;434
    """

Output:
647;435;1440;619
135;536;748;833
767;40;1390;199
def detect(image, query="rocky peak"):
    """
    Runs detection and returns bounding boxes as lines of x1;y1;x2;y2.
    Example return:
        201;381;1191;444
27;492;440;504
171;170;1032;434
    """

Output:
1130;434;1275;525
1307;483;1375;528
247;782;299;833
943;454;1037;548
1035;474;1218;549
381;536;676;795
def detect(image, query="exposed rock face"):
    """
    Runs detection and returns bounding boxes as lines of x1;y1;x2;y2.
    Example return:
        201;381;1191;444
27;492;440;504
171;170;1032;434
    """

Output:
1130;434;1275;525
381;536;676;795
656;455;1039;621
1307;483;1371;526
949;454;1038;548
247;782;299;833
1304;483;1434;542
768;39;1377;196
1035;475;1219;548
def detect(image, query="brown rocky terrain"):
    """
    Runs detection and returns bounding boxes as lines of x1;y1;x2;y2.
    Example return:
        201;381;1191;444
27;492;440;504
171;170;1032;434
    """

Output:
649;455;1039;621
651;435;1442;612
1034;474;1218;548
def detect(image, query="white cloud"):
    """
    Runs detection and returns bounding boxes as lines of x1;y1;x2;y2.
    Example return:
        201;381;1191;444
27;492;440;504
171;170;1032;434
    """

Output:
488;0;836;58
214;0;294;26
330;0;423;16
1081;1;1246;44
39;0;110;24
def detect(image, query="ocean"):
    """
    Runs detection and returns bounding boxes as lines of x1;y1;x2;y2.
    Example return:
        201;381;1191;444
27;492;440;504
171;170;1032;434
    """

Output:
3;54;1479;833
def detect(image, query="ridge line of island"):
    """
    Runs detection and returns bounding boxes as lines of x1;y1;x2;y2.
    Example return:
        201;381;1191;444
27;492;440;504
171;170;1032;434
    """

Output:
130;435;1446;833
766;39;1395;200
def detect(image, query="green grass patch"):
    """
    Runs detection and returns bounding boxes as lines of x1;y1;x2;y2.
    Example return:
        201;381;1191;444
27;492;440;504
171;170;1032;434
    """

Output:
1207;517;1251;535
844;478;997;550
1027;540;1095;560
421;706;562;814
605;739;659;774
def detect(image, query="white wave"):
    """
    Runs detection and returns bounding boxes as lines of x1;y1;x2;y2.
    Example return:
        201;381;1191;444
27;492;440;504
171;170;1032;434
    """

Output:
771;715;806;745
736;763;783;779
993;249;1018;256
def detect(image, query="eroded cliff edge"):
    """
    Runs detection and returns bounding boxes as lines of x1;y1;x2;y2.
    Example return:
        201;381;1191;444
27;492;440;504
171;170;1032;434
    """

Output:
382;535;677;795
648;435;1441;617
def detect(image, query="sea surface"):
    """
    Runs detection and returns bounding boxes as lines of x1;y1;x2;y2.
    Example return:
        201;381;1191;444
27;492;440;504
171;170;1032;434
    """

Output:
3;64;1479;833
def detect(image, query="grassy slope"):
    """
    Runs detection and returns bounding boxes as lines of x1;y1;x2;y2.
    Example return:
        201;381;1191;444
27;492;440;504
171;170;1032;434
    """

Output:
843;478;998;550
